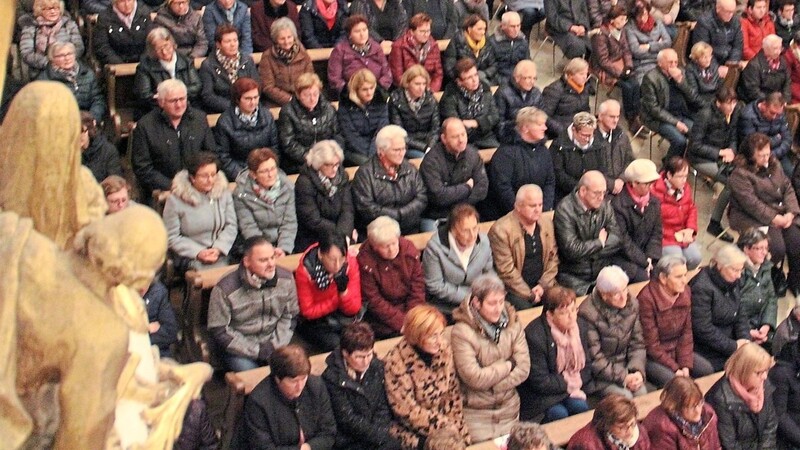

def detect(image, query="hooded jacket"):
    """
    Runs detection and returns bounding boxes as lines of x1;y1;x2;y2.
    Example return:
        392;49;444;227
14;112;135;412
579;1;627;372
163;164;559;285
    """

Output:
642;404;720;450
450;300;531;442
163;169;238;260
233;169;297;254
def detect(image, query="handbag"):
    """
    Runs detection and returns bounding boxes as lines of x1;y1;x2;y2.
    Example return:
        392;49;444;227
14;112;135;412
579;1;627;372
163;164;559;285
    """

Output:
772;262;789;298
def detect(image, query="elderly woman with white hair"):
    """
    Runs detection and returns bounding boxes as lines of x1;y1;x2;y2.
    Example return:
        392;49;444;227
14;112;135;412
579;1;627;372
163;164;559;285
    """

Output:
37;41;106;122
133;26;201;113
690;243;751;372
19;0;84;77
352;125;428;234
357;216;426;338
451;273;531;442
578;265;647;399
257;17;313;107
293;140;355;253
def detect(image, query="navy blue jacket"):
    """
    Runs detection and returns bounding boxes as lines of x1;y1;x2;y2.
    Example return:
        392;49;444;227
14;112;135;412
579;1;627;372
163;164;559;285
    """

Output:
489;135;556;213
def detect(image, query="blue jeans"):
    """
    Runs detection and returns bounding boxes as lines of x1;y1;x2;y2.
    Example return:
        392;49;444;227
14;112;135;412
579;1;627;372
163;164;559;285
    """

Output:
658;117;693;161
225;354;260;372
543;397;589;423
662;243;702;270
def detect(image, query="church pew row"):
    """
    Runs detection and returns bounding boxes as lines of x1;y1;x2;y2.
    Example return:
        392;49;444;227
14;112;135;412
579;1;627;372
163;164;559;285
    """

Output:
180;219;502;366
105;40;450;141
217;267;701;449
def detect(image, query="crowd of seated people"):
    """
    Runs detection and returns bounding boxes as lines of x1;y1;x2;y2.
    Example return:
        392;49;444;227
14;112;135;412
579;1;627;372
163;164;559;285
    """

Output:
18;0;800;446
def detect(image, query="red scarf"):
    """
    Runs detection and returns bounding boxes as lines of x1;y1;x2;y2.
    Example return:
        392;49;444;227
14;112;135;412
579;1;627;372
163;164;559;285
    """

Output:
625;184;650;213
637;15;655;33
316;0;338;30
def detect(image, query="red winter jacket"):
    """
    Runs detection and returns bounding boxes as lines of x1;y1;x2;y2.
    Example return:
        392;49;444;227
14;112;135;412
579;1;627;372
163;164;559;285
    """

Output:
650;173;698;248
357;236;426;337
783;47;800;104
642;404;721;450
741;13;776;61
388;30;444;92
567;422;651;450
295;244;362;320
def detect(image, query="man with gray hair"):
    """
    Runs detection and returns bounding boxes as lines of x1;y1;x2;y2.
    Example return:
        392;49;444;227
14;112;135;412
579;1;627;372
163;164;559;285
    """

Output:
490;107;555;215
554;170;624;295
131;78;216;197
489;184;559;309
641;48;698;161
490;12;532;86
596;100;633;196
352;125;427;234
738;34;791;104
551;111;612;203
578;265;647;398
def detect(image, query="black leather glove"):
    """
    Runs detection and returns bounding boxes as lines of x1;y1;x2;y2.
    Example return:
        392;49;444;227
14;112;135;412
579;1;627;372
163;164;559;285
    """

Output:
334;266;349;292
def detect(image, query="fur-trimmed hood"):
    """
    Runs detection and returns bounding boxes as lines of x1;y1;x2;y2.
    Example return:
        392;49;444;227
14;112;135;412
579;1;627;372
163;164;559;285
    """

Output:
170;169;230;206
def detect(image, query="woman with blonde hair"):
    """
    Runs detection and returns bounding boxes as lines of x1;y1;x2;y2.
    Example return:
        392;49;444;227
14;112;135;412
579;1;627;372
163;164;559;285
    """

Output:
384;304;471;449
388;64;441;159
337;68;389;166
685;41;722;106
706;343;777;449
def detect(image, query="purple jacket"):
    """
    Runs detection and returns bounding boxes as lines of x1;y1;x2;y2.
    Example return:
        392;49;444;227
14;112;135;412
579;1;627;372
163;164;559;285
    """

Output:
327;37;392;92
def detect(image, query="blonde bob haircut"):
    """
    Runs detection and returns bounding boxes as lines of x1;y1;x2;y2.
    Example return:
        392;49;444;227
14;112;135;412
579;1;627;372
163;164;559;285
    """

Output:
34;0;62;17
402;304;446;347
401;64;431;89
725;342;773;383
348;68;377;106
564;57;589;76
294;72;323;95
689;41;713;62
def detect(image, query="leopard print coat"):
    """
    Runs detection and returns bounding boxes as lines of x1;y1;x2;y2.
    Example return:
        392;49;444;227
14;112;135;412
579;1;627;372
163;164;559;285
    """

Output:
383;338;471;449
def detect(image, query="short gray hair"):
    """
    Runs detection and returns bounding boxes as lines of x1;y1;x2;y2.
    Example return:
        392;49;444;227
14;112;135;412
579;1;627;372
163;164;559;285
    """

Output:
712;243;747;268
763;34;783;49
654;254;687;279
306;140;344;171
146;27;175;58
270;17;299;43
157;79;187;100
501;10;521;25
375;125;408;154
516;106;547;128
597;99;620;116
737;227;769;249
595;265;629;293
507;422;550;450
515;184;543;204
47;41;75;61
572;111;597;130
367;216;401;244
470;274;506;303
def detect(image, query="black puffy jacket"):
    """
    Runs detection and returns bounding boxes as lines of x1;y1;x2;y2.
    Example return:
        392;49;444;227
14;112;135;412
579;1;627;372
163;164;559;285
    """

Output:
37;62;107;121
494;80;542;144
214;105;279;179
198;53;260;113
337;89;389;162
93;4;154;65
541;76;593;136
133;52;202;113
439;81;500;149
277;95;343;174
388;88;440;153
321;350;401;450
293;163;355;252
442;31;498;85
352;156;427;234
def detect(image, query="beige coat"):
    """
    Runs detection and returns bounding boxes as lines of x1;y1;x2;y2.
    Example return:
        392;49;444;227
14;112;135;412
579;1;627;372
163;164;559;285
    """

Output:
488;211;559;299
451;301;531;442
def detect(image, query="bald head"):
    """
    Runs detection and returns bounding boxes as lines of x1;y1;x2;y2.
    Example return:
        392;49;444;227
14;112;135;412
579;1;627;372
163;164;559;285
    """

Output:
716;0;737;22
577;170;607;209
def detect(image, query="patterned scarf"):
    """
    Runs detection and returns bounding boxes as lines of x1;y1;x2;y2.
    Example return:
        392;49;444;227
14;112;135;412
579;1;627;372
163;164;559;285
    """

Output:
54;63;79;86
405;89;423;113
316;0;338;30
350;41;371;57
35;16;63;54
216;48;241;84
669;411;705;438
274;42;299;64
251;176;281;203
405;31;431;63
472;304;508;344
235;106;259;127
459;83;485;118
317;171;339;197
307;247;333;290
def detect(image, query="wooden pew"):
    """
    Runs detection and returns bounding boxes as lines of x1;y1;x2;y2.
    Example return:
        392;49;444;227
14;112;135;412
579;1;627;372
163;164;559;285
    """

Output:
181;220;498;365
467;371;724;449
105;40;450;141
217;265;678;449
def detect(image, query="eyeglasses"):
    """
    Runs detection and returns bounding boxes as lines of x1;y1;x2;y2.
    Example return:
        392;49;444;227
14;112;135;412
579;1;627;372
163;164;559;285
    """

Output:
321;161;340;169
415;28;432;34
193;172;217;180
256;165;278;175
42;6;60;11
164;96;187;104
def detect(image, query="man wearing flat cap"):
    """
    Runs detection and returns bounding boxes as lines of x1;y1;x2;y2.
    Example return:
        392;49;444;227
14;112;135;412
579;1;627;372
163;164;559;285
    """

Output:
611;159;663;282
